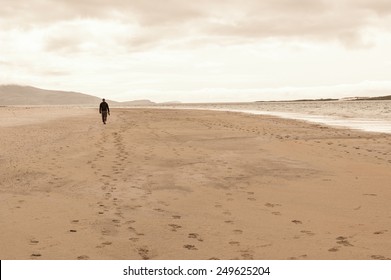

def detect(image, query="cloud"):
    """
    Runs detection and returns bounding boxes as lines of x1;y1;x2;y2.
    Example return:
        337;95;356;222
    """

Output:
2;0;391;50
355;0;391;15
200;1;383;47
43;19;128;54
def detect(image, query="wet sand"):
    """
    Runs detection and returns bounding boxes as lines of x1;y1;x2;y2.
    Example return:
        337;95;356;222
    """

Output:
0;107;390;260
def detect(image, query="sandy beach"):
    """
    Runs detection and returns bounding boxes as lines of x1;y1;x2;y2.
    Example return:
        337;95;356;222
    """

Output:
0;107;390;260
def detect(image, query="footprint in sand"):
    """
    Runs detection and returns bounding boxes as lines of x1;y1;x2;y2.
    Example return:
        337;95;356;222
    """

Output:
188;233;203;242
233;229;243;234
229;241;240;246
301;230;315;236
265;203;281;208
336;236;353;247
183;244;198;250
77;255;90;260
291;220;302;224
129;237;139;242
240;252;254;260
127;226;136;232
114;211;124;218
168;224;182;232
158;201;169;206
328;246;340;252
289;254;308;260
137;247;150;260
373;230;388;235
172;215;181;219
30;239;39;245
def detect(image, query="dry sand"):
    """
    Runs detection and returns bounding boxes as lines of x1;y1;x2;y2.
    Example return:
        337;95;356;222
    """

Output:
0;107;390;260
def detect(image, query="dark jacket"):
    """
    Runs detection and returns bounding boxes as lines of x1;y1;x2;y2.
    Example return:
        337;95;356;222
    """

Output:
99;101;110;113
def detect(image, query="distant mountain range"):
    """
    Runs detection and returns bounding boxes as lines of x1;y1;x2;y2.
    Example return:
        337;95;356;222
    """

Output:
120;99;156;106
0;85;104;105
256;95;391;103
354;95;391;101
0;85;161;106
1;84;390;106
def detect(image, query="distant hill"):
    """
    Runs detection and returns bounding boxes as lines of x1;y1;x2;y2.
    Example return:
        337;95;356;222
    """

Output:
358;95;391;101
256;95;391;102
160;101;182;105
0;85;165;106
120;99;156;106
0;85;112;106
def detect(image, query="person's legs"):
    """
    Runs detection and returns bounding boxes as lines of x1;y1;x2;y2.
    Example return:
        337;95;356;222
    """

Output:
102;111;107;124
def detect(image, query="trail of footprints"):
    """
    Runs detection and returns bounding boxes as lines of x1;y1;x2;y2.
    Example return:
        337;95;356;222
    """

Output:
38;111;390;260
66;126;146;259
199;114;391;165
87;122;189;260
212;188;324;260
212;191;254;259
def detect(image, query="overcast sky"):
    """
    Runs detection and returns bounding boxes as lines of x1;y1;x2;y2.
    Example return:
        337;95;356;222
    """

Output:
2;0;391;102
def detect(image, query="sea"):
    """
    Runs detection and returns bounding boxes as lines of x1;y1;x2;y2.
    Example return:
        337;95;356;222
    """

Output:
159;100;391;134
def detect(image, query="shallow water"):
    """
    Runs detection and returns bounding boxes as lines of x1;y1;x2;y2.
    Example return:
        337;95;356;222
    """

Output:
162;101;391;134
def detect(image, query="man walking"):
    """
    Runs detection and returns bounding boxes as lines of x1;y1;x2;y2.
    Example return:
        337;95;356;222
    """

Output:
99;98;110;124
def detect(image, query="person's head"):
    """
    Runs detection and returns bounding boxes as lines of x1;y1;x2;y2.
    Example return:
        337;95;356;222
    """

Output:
102;98;105;102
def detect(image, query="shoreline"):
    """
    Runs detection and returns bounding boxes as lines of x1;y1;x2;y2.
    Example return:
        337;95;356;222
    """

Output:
2;101;391;134
150;102;391;134
158;106;391;134
1;107;390;260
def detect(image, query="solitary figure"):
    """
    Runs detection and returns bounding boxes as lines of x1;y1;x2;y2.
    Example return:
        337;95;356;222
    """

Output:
99;98;110;124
